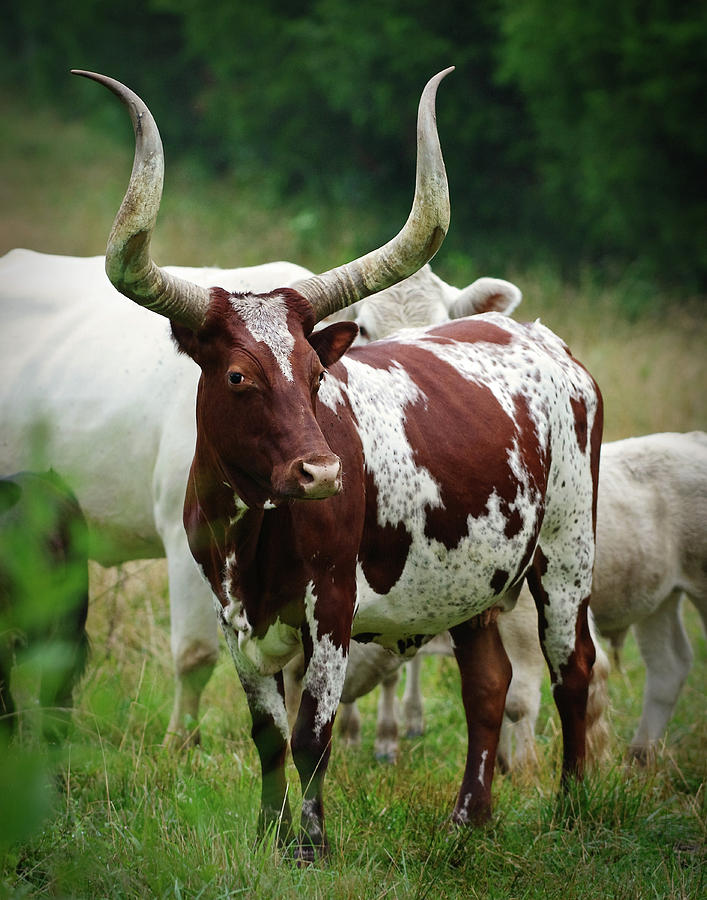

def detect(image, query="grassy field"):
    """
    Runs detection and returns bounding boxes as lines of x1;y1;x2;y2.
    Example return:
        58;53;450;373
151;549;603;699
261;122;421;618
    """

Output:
1;94;706;897
1;561;704;898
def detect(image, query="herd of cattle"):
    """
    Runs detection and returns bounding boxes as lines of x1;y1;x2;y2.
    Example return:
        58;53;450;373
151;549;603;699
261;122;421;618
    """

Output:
0;68;705;861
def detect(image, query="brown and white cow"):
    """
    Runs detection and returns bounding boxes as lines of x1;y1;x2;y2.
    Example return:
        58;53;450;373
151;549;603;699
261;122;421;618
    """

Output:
75;68;603;861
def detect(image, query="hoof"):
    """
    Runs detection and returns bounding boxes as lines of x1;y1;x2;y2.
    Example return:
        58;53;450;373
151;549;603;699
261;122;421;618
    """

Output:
374;749;398;764
162;720;201;751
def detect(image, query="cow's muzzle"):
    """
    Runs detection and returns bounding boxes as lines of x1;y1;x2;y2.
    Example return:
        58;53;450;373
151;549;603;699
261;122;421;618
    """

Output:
278;454;342;499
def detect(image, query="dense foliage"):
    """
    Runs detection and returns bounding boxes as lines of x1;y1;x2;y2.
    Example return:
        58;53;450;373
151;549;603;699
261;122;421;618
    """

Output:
3;0;706;289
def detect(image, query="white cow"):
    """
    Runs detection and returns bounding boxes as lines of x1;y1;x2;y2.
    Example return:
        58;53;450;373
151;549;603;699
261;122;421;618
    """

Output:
0;248;313;745
325;263;522;343
499;431;707;767
0;247;519;746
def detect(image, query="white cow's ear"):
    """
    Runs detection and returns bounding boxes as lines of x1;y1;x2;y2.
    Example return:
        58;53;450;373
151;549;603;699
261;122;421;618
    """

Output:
449;278;522;318
309;321;359;367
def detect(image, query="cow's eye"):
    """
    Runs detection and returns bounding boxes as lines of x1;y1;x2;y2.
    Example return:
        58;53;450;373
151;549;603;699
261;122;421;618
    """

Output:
318;371;326;383
358;325;370;341
228;371;244;386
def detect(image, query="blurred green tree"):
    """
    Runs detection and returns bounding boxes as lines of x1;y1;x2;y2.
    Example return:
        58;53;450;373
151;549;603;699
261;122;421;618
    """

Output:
496;0;707;284
1;0;705;288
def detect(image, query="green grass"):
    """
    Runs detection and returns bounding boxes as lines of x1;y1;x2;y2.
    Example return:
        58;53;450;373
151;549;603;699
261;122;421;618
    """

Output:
1;92;705;897
1;562;704;898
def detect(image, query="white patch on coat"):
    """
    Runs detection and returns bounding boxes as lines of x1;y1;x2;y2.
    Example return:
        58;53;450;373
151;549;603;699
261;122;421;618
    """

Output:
219;553;299;674
219;615;290;741
321;357;443;526
478;748;489;785
229;493;249;526
302;590;348;740
221;552;252;635
229;293;294;381
300;798;324;844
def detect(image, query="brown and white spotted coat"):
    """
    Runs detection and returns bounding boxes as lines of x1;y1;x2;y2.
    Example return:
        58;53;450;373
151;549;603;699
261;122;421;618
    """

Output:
75;67;602;863
178;293;602;854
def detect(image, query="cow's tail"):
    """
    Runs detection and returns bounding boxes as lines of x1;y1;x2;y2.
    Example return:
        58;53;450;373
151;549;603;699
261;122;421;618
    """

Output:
585;616;612;768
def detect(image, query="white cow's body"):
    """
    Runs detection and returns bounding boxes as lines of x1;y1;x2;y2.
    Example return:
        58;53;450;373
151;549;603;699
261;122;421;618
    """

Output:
499;431;707;765
329;264;522;344
0;248;314;739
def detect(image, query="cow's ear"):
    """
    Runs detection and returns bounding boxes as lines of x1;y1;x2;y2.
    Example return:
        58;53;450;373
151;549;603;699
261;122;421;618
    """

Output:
448;278;522;319
309;321;359;367
170;321;203;360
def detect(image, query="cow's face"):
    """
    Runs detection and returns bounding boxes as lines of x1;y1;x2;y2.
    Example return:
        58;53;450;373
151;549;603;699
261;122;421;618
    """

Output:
173;288;358;508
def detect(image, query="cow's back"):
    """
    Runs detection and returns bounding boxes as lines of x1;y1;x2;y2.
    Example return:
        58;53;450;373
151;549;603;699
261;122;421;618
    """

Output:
591;431;707;632
326;313;601;645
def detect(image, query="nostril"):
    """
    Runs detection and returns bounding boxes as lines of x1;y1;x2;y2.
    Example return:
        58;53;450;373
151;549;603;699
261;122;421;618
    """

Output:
298;457;342;496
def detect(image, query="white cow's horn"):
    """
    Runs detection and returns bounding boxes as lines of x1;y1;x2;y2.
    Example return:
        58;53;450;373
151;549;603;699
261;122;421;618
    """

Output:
293;67;453;323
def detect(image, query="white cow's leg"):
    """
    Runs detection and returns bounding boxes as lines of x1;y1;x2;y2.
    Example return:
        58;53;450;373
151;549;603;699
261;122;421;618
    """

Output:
496;674;541;772
402;655;424;738
374;668;400;762
162;530;220;747
497;602;544;772
585;619;611;767
630;590;693;761
338;700;362;746
497;715;514;773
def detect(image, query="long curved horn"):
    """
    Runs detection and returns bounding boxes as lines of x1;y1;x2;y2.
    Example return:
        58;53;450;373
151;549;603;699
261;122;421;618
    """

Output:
293;67;453;322
71;70;212;331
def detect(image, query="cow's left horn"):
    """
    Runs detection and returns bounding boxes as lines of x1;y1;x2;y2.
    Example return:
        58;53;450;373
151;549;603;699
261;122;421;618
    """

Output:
293;67;453;323
71;70;212;331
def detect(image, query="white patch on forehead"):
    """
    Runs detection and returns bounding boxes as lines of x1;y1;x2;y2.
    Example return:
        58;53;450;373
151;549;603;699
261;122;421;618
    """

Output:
229;293;295;381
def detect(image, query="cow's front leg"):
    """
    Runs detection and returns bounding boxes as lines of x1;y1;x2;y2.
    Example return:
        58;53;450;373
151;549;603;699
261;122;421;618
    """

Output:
290;616;349;862
232;655;293;843
449;614;512;825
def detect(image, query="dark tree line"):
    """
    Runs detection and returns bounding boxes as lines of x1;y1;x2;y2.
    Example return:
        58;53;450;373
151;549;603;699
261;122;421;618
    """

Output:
3;0;706;290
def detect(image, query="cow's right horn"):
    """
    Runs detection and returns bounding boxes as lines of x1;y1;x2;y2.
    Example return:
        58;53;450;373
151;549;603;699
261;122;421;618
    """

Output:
293;67;453;323
72;70;212;331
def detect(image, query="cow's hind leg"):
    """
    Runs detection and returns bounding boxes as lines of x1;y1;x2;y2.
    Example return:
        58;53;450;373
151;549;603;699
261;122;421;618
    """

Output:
630;590;692;761
449;614;512;825
375;668;400;761
526;551;595;783
402;654;424;738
